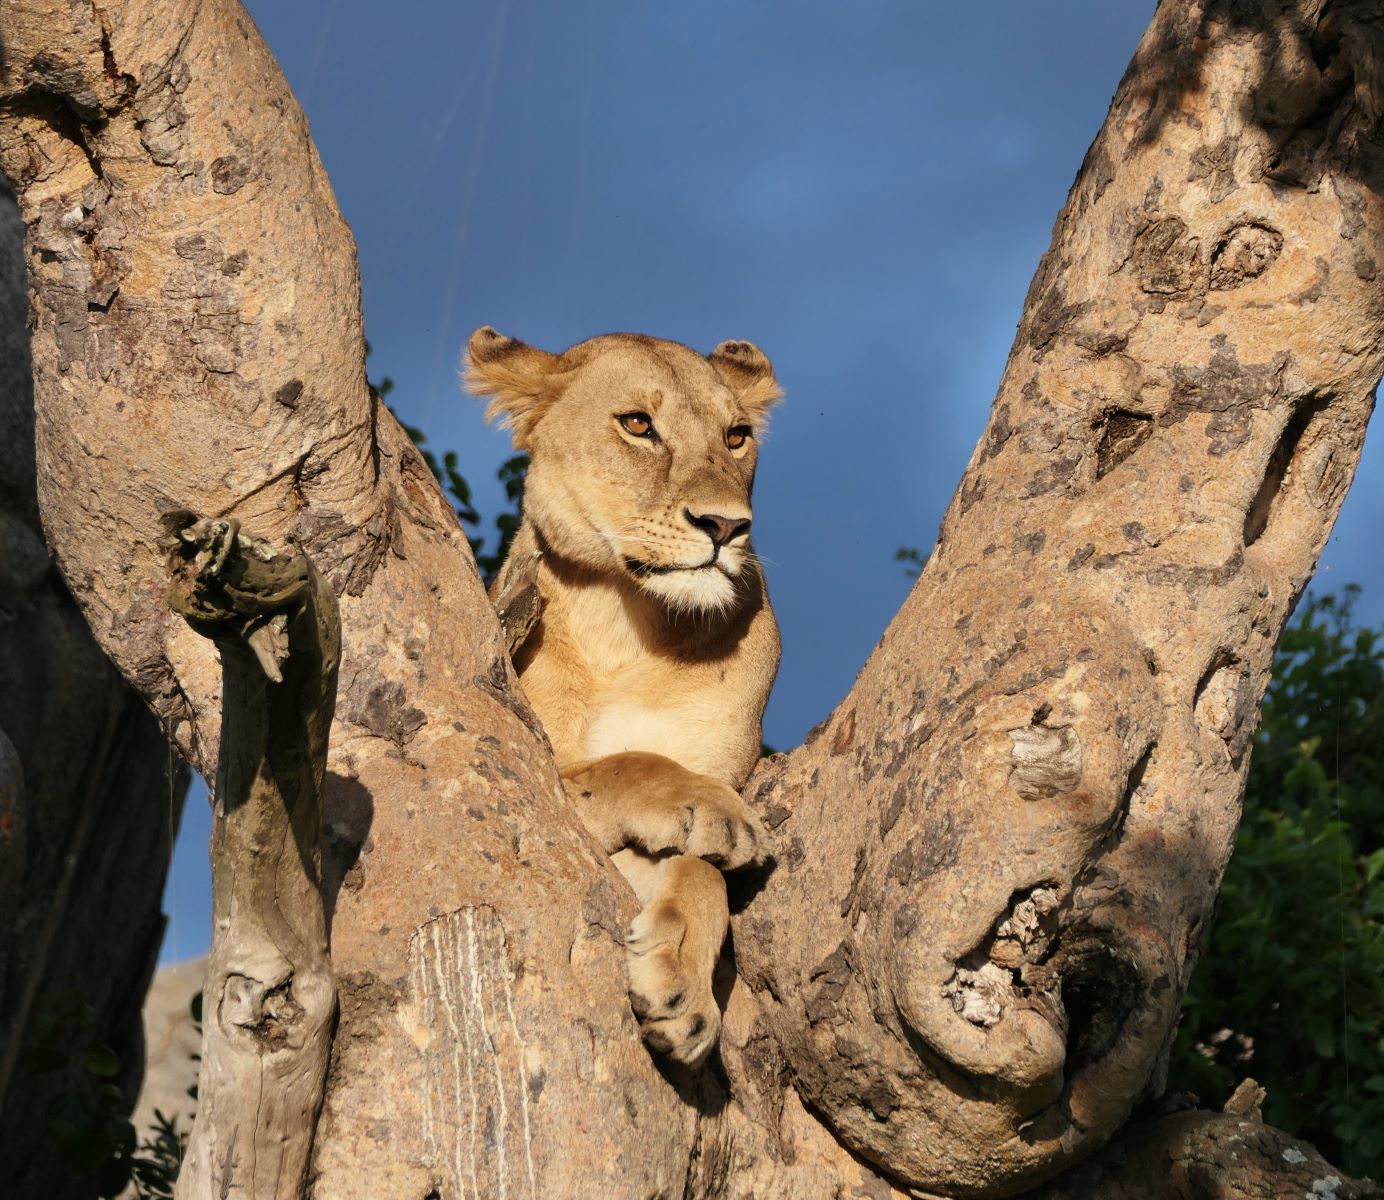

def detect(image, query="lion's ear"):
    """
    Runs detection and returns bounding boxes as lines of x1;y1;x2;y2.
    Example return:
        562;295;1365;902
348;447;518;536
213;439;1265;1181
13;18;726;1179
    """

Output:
465;326;567;449
708;340;782;425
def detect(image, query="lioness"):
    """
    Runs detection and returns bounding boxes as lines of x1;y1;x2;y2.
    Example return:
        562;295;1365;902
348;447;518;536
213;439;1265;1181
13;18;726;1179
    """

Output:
466;326;781;1064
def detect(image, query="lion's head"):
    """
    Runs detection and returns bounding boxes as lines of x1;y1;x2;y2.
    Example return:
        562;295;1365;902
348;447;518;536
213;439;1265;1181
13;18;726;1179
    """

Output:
465;327;781;614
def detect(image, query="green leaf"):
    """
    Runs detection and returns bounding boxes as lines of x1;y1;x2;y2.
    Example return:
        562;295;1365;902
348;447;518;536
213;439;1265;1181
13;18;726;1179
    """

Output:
81;1044;121;1078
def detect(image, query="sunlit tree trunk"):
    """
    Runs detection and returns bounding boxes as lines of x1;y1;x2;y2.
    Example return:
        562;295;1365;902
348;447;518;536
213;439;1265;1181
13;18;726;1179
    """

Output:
1;1;1380;1197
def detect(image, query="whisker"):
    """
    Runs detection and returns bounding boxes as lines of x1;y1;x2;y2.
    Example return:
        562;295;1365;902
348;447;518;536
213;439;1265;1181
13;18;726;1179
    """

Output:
592;526;668;551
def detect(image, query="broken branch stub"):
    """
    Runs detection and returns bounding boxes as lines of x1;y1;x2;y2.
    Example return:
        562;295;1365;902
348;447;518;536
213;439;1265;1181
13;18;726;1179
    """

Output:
1025;1106;1383;1200
164;514;340;1200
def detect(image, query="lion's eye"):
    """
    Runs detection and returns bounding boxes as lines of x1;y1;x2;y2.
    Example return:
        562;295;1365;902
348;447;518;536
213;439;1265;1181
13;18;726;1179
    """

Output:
726;425;752;450
618;412;655;438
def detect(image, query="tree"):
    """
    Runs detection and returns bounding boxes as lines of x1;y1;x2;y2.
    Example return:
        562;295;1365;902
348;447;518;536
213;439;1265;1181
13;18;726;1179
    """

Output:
1;0;1382;1197
0;179;190;1198
883;567;1384;1178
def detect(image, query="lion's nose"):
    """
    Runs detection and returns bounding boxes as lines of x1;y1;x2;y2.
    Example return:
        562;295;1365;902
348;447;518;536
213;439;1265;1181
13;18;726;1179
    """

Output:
684;509;751;547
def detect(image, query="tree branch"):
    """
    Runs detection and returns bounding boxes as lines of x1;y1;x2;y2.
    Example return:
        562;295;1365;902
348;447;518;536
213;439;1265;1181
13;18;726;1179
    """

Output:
0;3;689;1195
725;1;1384;1193
164;515;340;1200
1026;1101;1382;1199
0;179;191;1199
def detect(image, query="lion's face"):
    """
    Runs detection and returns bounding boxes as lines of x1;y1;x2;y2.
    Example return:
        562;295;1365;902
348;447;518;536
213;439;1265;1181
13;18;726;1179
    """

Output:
466;329;781;614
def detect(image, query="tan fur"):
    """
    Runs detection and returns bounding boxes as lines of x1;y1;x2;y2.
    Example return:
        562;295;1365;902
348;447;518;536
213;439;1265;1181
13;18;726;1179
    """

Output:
467;327;781;1064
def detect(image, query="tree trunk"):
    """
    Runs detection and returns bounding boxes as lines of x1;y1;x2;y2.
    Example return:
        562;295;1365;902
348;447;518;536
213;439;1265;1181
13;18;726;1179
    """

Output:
0;178;190;1196
0;1;1379;1197
715;2;1384;1193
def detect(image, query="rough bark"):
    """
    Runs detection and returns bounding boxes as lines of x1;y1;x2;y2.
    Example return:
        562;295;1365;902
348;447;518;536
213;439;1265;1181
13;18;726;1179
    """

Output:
0;178;190;1196
164;516;341;1199
1026;1105;1382;1200
0;4;686;1197
0;1;1380;1198
711;1;1384;1192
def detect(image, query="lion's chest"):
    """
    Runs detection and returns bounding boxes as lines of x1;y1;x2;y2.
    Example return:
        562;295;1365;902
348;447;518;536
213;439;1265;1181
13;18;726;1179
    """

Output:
581;695;728;779
517;574;747;783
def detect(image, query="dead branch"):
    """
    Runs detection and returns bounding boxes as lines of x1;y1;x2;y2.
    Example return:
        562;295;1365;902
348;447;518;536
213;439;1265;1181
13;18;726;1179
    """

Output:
164;514;339;1200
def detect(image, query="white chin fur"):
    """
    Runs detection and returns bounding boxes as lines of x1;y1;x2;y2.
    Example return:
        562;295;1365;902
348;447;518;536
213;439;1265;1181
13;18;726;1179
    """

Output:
639;567;737;615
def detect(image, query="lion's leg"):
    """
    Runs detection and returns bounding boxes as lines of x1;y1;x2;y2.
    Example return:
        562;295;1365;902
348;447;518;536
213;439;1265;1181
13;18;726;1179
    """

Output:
612;848;728;1066
562;753;764;1064
562;751;766;868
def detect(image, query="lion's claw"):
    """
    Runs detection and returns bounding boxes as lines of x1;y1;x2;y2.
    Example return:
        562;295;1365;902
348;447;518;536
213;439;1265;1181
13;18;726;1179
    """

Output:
627;778;767;870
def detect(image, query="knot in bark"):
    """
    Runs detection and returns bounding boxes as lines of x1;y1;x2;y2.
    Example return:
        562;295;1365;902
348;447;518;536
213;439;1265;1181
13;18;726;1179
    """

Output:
1009;723;1083;799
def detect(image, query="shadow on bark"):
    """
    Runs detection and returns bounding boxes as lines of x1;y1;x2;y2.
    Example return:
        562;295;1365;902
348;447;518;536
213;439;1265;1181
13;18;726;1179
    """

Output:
321;772;376;939
1126;0;1384;189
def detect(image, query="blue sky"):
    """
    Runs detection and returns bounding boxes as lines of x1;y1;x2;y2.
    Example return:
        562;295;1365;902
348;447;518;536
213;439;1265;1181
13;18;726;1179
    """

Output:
158;1;1384;963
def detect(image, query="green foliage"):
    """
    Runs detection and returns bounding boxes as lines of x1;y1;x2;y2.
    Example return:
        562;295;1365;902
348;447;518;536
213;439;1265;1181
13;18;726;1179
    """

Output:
368;351;525;586
895;545;927;579
1169;586;1384;1177
481;453;529;582
24;990;189;1197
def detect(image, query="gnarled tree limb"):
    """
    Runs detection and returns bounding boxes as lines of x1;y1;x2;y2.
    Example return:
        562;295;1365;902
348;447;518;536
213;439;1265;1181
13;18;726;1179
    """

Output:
0;180;190;1199
1026;1106;1382;1200
0;3;686;1196
164;515;340;1200
718;0;1384;1193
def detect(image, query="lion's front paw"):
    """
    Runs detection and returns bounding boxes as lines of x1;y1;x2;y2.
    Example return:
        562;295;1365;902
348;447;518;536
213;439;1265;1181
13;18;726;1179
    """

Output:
563;754;772;869
626;903;720;1066
634;776;768;870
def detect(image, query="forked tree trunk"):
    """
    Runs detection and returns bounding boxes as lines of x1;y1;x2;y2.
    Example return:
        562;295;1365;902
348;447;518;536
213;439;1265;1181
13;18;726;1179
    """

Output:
0;1;1380;1197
